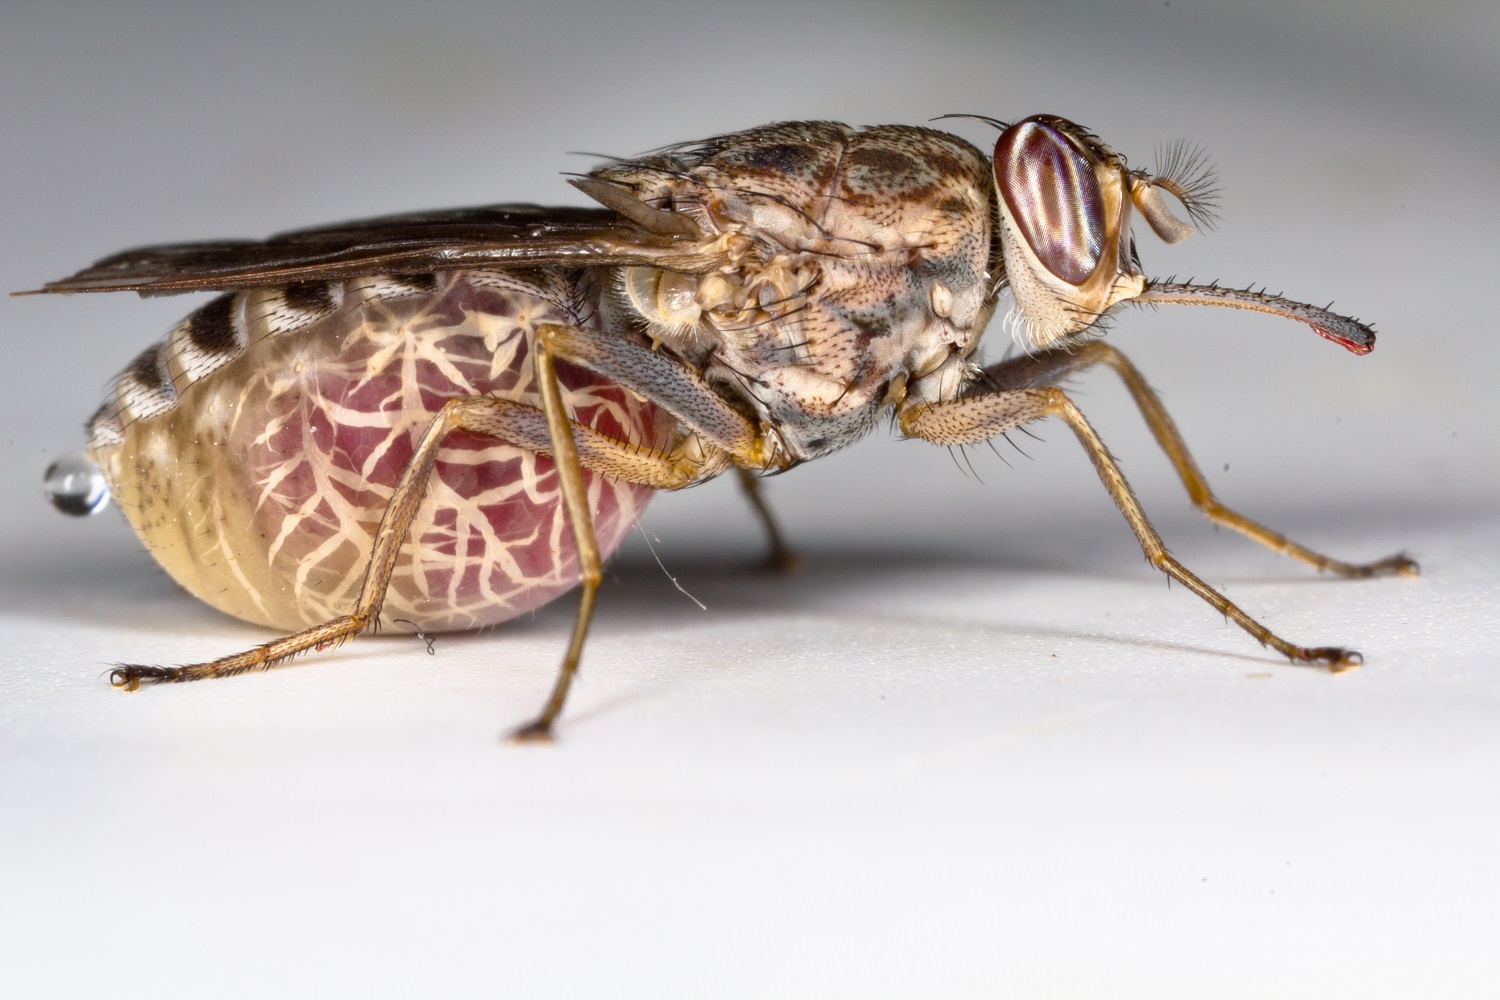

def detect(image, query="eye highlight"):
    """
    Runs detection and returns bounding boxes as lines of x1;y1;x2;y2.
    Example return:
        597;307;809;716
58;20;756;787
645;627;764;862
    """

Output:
994;118;1105;286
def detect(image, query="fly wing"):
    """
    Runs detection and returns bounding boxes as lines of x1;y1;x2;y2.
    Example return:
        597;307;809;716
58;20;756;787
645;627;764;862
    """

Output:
25;203;721;296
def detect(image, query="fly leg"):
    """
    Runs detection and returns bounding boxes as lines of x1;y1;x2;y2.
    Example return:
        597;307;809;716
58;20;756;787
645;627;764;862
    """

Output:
515;321;807;737
534;322;774;469
535;322;802;567
504;325;742;741
735;467;802;572
507;333;601;744
900;384;1363;670
977;342;1418;578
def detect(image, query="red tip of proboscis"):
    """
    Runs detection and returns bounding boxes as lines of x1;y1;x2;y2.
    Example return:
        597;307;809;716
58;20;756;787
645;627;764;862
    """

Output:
1312;325;1374;356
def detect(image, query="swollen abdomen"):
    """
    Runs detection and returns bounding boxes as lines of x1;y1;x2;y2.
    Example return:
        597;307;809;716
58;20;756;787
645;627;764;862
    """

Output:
88;271;669;632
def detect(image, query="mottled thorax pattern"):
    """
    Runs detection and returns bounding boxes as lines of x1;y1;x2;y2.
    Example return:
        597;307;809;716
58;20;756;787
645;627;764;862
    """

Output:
594;122;999;461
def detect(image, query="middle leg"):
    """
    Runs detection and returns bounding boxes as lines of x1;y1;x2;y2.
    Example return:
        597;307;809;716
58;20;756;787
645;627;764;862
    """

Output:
734;467;802;572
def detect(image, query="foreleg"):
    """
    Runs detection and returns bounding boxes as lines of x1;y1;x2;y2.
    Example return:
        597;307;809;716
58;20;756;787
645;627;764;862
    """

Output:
975;342;1417;578
900;384;1364;670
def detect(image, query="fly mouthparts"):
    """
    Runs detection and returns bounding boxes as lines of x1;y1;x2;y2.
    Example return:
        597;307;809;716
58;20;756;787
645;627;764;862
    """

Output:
1134;281;1376;355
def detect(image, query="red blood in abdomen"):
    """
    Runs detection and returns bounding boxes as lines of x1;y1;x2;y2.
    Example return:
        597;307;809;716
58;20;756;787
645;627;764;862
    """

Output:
227;278;670;632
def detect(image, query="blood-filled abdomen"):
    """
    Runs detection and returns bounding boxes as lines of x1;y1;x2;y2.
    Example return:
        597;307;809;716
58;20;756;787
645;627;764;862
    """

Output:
88;270;672;632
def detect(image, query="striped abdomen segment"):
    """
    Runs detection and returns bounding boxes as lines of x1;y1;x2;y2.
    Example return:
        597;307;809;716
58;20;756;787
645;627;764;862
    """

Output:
89;271;672;632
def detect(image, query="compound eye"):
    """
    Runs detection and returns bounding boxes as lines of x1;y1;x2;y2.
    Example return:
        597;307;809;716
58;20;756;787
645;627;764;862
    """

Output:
994;117;1106;285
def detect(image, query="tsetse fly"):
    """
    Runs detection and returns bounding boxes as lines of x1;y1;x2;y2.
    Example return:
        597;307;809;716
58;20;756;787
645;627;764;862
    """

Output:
30;115;1416;742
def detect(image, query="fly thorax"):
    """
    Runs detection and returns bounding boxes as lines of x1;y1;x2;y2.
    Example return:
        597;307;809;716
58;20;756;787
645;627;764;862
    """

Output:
612;266;719;356
609;245;818;350
591;120;999;457
905;347;979;407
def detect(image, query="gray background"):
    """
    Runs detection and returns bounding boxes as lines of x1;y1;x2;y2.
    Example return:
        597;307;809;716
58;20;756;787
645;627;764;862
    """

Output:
3;1;1497;996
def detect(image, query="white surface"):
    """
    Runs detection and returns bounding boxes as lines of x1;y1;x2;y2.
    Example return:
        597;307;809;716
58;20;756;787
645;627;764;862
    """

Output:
3;1;1497;996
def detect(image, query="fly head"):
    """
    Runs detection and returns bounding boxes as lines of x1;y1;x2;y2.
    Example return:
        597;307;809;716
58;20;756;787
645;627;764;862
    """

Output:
990;114;1372;355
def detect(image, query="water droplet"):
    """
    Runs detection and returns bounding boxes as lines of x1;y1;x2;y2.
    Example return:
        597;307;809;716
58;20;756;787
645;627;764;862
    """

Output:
43;453;110;516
